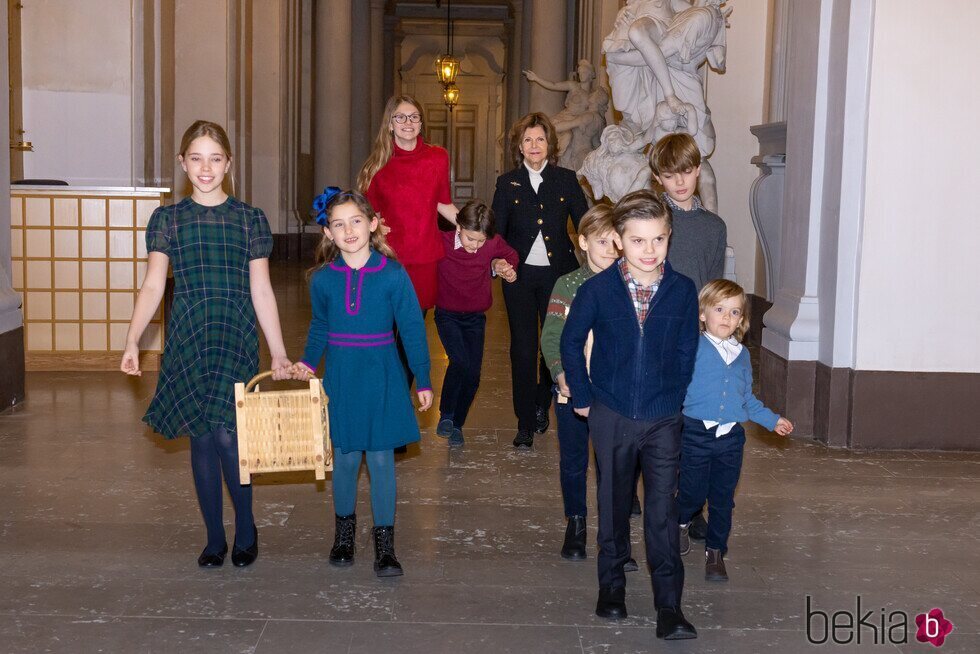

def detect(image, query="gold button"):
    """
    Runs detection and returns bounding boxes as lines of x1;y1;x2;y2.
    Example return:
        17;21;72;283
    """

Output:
537;218;543;225
544;236;550;241
514;199;520;204
539;203;544;209
547;251;553;257
560;196;565;202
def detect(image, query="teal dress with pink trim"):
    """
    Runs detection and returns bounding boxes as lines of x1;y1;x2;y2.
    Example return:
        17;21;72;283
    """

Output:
301;249;430;453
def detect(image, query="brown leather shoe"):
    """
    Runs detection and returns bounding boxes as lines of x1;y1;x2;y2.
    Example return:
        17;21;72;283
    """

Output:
705;547;728;581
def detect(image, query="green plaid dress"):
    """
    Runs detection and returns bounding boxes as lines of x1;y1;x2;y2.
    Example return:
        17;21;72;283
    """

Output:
143;197;273;439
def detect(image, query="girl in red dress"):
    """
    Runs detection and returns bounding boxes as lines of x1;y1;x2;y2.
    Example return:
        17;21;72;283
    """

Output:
357;95;459;310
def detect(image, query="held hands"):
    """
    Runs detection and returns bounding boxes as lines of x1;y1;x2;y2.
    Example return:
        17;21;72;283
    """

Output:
556;373;571;398
492;258;517;283
774;417;794;436
378;214;392;236
290;362;316;381
417;389;433;412
271;355;294;381
120;343;141;376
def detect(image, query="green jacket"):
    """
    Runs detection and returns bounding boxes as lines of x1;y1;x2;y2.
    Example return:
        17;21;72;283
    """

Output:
540;264;596;381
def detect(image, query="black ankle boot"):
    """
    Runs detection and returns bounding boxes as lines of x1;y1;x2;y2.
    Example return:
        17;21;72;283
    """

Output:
372;526;403;577
560;516;587;560
329;513;356;566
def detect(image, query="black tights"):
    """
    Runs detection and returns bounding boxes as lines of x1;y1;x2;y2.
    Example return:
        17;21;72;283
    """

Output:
190;426;255;553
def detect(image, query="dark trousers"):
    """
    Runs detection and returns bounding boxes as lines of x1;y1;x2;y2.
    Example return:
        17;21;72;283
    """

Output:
554;389;590;517
434;308;486;428
676;417;745;555
589;401;684;609
501;263;559;430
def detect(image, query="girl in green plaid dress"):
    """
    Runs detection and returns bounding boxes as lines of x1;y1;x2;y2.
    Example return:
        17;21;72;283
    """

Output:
121;120;293;569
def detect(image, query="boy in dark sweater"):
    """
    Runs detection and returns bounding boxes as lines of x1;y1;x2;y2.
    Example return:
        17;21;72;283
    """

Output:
650;133;727;292
651;132;727;540
434;200;519;447
561;190;699;640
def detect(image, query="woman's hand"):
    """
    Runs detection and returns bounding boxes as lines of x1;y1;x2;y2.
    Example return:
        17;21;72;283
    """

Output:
574;406;590;418
556;373;571;398
774;417;794;436
417;390;433;411
271;355;294;380
291;362;315;382
378;214;392;236
493;258;517;282
120;343;141;376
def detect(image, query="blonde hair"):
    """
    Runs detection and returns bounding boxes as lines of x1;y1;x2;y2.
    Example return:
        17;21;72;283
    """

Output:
577;203;615;240
357;95;426;193
650;132;701;176
178;120;236;195
308;191;398;280
698;279;749;342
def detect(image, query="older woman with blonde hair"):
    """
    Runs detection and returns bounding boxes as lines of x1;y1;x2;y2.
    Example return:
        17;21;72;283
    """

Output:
491;112;589;448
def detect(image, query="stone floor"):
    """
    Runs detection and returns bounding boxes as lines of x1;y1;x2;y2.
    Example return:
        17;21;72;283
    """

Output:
1;261;978;653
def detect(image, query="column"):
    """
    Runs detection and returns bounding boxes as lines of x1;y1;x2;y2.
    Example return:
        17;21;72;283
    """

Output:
314;0;352;189
0;4;26;409
526;0;568;116
349;1;373;185
369;0;386;132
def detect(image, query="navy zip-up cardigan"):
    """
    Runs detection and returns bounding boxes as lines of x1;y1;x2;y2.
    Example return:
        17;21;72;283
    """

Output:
560;260;700;421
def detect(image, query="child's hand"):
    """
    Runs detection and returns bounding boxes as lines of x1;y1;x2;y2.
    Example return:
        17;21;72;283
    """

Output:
417;389;433;411
574;406;590;418
271;355;294;380
493;258;517;282
774;417;794;436
120;344;141;376
556;373;571;398
291;362;315;381
378;214;392;236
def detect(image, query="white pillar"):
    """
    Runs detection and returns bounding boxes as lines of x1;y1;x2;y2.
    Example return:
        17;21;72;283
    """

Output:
314;0;352;188
526;0;568;116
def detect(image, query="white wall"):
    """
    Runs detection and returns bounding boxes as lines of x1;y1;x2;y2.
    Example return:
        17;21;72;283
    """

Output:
855;0;980;373
706;0;769;295
21;0;133;185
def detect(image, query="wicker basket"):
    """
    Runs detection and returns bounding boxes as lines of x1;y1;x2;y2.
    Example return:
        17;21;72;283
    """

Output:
234;370;332;484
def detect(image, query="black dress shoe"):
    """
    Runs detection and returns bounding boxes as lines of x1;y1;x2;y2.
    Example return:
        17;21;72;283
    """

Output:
656;607;697;640
534;406;550;433
560;516;587;560
595;586;627;619
197;543;228;568
231;526;258;568
630;494;642;516
689;511;708;540
623;557;639;572
513;429;534;448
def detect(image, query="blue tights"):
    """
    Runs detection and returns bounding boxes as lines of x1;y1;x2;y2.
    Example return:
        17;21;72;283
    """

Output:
332;448;396;526
189;426;255;554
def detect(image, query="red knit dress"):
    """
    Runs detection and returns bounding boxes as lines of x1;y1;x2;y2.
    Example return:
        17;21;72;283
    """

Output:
365;136;452;309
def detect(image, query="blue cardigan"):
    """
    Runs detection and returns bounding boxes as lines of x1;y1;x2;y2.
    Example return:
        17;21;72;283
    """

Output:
560;260;699;421
682;334;780;431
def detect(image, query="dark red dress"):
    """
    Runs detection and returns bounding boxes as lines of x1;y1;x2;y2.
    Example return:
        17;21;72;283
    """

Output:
365;136;452;309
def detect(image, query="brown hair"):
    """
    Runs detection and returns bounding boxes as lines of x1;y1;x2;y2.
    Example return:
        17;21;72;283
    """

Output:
508;112;559;168
456;200;495;237
611;189;672;236
308;191;398;279
650;132;702;176
577;203;615;240
178;120;236;195
357;95;426;192
698;279;749;342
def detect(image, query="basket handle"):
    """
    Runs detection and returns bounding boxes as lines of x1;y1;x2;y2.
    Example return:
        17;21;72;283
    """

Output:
244;370;319;393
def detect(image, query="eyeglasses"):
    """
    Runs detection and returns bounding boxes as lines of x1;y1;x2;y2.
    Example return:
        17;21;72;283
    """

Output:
392;113;422;124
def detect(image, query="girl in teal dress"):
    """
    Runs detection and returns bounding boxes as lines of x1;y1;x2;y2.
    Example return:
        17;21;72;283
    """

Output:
121;120;293;568
292;188;432;578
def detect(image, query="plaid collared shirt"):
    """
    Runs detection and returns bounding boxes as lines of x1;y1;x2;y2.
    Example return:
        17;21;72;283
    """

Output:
661;191;703;212
618;257;661;327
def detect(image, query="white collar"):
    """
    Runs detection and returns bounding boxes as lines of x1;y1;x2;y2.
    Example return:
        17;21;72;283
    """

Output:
523;160;547;177
703;331;743;365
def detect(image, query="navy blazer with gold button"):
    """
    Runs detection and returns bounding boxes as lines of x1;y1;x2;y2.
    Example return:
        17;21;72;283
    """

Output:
491;163;589;276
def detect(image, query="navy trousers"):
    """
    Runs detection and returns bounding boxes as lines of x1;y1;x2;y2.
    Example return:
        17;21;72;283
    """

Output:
554;389;590;517
434;308;486;428
589;401;684;609
676;417;745;555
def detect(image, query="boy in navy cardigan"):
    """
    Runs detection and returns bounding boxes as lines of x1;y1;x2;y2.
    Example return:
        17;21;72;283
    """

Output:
561;190;699;640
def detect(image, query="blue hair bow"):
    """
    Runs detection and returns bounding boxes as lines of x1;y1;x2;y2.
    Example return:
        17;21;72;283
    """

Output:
313;186;343;225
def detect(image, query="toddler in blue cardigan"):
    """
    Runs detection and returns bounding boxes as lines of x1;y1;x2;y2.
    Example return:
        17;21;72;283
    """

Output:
677;279;793;582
